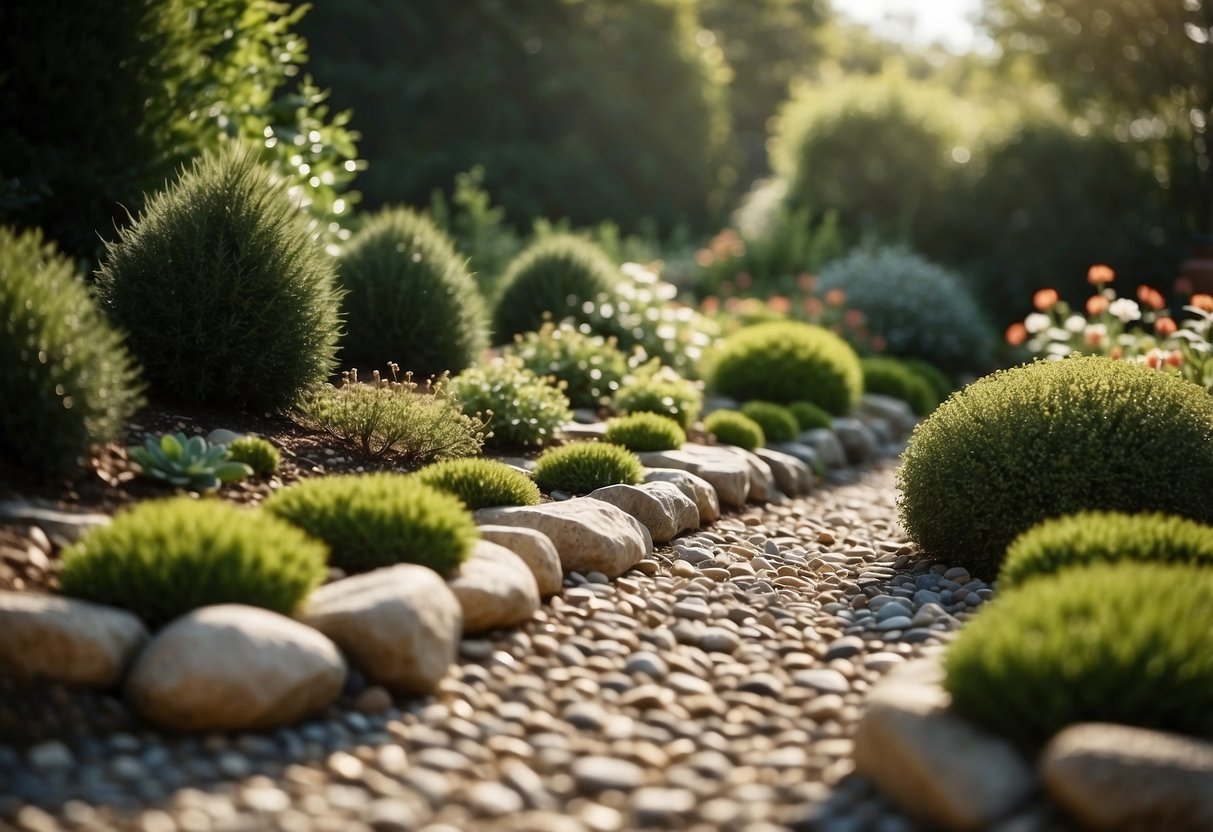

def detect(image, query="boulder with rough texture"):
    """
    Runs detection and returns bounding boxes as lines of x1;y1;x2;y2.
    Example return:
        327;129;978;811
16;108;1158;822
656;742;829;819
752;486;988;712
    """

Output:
588;482;699;544
475;500;652;578
770;442;822;474
795;430;847;469
126;605;345;732
300;565;462;694
1041;722;1213;831
721;447;780;504
853;660;1035;832
860;393;918;438
831;417;879;465
448;541;541;633
476;525;563;597
637;444;751;508
643;468;720;524
754;447;814;496
0;591;147;687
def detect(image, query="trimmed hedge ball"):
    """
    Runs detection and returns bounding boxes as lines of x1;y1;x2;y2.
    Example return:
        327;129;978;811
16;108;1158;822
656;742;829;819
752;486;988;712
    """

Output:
531;441;644;495
225;436;281;478
739;401;799;444
263;473;478;575
706;321;863;415
898;356;1213;579
59;497;327;627
1000;511;1213;589
861;357;938;416
414;458;541;510
603;412;686;453
705;410;765;451
788;400;833;432
945;563;1213;745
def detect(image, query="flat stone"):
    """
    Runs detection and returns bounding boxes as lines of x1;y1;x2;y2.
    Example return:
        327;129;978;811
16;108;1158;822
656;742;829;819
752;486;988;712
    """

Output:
126;605;346;732
301;564;461;694
795;429;847;469
754;447;815;496
637;444;751;509
831;417;879;465
558;421;609;441
476;525;563;597
0;501;111;546
791;668;850;694
572;756;646;793
0;591;147;687
587;482;698;544
475;500;652;578
643;468;721;523
824;635;865;660
1042;722;1213;831
448;541;540;633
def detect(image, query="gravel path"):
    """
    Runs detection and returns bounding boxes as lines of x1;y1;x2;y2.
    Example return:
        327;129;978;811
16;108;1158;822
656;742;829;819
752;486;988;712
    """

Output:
0;460;995;832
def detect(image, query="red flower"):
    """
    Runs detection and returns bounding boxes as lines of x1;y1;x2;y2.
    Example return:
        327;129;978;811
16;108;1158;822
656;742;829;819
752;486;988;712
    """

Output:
1155;316;1177;336
844;309;864;328
1033;288;1059;310
1166;351;1185;367
1193;294;1213;312
1005;323;1028;346
825;288;846;306
1086;295;1109;316
1087;264;1115;285
1136;285;1165;310
768;295;791;314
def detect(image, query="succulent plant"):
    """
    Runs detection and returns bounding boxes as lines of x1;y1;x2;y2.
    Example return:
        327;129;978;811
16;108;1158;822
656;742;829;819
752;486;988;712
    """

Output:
128;432;252;492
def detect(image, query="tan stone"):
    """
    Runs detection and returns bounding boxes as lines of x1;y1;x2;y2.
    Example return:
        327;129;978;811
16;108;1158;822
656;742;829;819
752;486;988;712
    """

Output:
448;541;540;633
476;525;563;596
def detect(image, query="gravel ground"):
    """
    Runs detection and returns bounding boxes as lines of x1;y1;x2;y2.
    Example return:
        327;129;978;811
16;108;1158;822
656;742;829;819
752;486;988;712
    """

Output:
0;460;997;832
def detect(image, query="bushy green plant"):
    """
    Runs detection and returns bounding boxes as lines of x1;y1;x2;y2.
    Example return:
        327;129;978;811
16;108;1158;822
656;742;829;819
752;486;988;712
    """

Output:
818;246;993;376
612;365;704;430
447;356;573;449
603;413;687;453
263;473;478;574
338;207;488;377
128;433;252;492
95;146;342;411
492;235;621;344
739;401;799;444
861;358;939;416
531;441;644;495
1000;511;1213;589
899;358;953;401
59;497;327;627
898;356;1213;579
414;458;541;510
294;365;485;465
0;227;143;479
226;436;282;478
945;563;1213;745
508;321;633;409
705;321;863;415
788;400;833;432
705;411;765;451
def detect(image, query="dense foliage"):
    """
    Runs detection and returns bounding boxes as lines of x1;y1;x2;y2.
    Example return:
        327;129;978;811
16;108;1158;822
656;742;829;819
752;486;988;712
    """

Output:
509;321;633;410
414;458;542;510
739;402;800;444
704;410;765;451
447;356;573;449
788;400;833;432
531;441;645;495
861;358;938;416
603;413;687;453
612;367;704;430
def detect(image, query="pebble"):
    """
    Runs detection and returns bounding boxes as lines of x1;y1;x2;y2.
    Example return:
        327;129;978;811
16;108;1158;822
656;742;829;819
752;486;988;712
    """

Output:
572;757;646;793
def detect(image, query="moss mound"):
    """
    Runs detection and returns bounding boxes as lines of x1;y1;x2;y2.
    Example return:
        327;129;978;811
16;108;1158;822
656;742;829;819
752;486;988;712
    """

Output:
531;441;644;495
862;357;938;416
705;411;765;451
739;401;799;444
603;413;686;453
788;400;832;432
414;458;541;510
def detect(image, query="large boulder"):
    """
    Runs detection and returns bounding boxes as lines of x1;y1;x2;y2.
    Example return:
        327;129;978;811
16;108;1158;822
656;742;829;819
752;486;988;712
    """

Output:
643;468;720;524
476;525;563;597
720;447;780;504
754;447;814;496
637;444;750;508
587;482;699;544
831;417;879;465
448;541;541;633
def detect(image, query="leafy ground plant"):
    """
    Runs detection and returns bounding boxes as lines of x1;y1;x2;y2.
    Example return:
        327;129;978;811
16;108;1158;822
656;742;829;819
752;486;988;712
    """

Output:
447;356;573;449
127;433;251;492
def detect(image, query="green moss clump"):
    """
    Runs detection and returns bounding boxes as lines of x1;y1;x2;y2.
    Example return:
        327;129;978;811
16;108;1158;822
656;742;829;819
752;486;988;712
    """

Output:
705;321;863;415
531;442;644;495
945;563;1213;745
447;356;573;449
788;400;832;432
603;413;687;453
508;320;632;409
338;208;489;378
705;411;765;451
612;367;703;430
59;497;327;627
900;357;953;401
1000;511;1213;589
862;357;938;416
739;401;799;444
263;473;477;575
1;226;143;479
897;356;1213;579
414;458;541;510
226;436;282;478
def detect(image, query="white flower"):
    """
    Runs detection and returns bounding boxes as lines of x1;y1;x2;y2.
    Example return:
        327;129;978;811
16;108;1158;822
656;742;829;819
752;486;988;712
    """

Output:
1108;298;1141;323
1064;315;1086;333
1024;313;1051;334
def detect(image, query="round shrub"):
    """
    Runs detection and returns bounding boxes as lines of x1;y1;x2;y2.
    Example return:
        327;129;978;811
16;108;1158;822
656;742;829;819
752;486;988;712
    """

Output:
225;436;282;479
415;458;541;510
531;442;644;495
492;235;620;343
705;411;765;451
945;563;1213;745
788;400;832;432
1000;512;1213;589
612;369;703;430
509;320;632;409
96;146;342;411
897;356;1213;579
338;207;489;378
1;226;143;479
603;413;686;453
739;401;799;444
263;473;477;575
705;321;862;415
818;246;993;376
447;356;573;449
59;497;327;627
900;357;953;401
861;357;938;416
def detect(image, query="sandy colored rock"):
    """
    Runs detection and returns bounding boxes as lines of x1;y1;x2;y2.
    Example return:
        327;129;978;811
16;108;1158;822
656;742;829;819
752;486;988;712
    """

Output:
588;482;698;544
642;468;720;523
637;444;751;508
449;541;541;633
476;525;563;596
753;447;814;497
795;429;847;469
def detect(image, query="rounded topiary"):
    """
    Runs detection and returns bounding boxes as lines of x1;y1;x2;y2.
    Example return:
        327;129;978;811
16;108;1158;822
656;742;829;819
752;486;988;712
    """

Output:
705;411;765;451
1;226;143;479
788;400;832;432
95;146;342;411
603;413;687;453
414;458;541;510
897;356;1213;579
263;473;478;574
59;497;327;627
492;235;620;344
1000;511;1213;589
531;441;644;495
509;320;632;409
447;356;573;449
900;357;953;401
945;563;1213;745
706;321;863;415
338;208;489;378
861;357;938;416
739;401;799;444
612;370;703;430
225;436;282;478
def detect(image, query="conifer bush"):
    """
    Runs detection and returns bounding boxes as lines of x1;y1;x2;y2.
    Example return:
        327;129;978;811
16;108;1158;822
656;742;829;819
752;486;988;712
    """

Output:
59;497;327;627
739;401;799;444
531;442;644;495
788;400;832;433
263;473;477;574
898;356;1213;579
603;413;687;453
861;357;938;416
414;458;541;510
705;411;765;451
95;146;342;411
1;226;143;479
447;356;573;449
338;208;488;377
509;320;632;409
